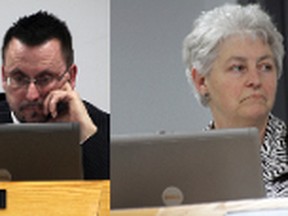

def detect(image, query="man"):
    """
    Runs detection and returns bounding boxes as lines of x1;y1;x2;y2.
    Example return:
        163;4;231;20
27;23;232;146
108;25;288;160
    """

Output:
0;11;109;179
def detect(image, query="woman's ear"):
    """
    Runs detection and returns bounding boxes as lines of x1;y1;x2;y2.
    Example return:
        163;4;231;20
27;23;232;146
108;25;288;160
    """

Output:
191;68;208;96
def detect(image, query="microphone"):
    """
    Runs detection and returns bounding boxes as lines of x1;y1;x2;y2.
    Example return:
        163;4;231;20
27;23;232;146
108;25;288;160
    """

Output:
0;169;12;181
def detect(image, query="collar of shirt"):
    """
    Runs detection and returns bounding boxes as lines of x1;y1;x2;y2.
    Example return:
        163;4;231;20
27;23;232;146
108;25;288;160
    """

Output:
11;112;20;124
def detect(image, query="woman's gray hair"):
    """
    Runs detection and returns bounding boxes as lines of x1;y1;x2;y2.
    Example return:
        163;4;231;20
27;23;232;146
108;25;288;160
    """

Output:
182;4;284;106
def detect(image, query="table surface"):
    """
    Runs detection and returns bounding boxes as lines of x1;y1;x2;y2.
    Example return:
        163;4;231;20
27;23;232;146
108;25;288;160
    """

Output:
0;180;110;216
111;197;288;216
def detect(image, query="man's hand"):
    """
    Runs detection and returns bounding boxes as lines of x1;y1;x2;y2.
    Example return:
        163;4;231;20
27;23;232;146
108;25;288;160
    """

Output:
43;82;97;143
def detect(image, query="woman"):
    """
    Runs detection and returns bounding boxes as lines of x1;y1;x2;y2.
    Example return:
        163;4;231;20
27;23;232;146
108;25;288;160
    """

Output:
183;4;288;197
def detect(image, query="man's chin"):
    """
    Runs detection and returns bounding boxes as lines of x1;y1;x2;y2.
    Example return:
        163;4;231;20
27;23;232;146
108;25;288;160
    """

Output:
18;112;48;123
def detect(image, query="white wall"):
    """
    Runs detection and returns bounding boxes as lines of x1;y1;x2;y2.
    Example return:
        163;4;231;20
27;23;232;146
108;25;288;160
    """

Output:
0;0;110;113
111;0;236;135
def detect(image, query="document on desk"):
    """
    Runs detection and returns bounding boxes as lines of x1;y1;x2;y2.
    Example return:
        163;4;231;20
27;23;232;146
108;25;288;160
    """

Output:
226;209;288;216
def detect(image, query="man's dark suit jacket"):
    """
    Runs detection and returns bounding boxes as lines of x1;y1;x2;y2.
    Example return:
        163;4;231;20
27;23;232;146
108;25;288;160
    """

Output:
0;93;110;180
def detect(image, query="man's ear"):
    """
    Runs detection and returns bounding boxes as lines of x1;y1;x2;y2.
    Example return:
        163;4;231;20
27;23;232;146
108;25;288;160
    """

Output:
191;68;208;96
1;65;7;91
68;64;77;89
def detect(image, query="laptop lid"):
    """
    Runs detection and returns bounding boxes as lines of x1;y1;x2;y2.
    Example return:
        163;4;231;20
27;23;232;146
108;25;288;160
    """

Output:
111;127;266;209
0;123;83;181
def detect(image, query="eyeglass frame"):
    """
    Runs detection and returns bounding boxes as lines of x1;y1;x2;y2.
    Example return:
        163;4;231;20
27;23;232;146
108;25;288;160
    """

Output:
5;69;70;90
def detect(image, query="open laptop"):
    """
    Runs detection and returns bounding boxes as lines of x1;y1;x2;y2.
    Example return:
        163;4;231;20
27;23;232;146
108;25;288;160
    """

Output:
111;127;266;209
0;123;83;181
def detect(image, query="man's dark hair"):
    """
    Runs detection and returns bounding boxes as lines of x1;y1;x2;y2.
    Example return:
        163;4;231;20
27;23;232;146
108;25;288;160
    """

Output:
2;11;74;67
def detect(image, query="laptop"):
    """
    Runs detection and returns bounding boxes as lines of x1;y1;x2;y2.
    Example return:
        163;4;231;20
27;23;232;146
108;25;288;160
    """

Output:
0;123;83;181
111;127;266;209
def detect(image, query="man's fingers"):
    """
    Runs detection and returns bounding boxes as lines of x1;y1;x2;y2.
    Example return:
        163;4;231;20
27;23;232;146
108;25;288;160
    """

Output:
44;91;66;118
43;82;72;117
60;82;73;91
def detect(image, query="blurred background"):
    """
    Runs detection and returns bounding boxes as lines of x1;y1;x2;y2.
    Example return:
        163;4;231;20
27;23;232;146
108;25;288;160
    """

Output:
111;0;288;135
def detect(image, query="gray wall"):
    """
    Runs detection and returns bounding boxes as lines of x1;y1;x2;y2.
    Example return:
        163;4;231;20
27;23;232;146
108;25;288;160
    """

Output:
0;0;110;113
111;0;236;135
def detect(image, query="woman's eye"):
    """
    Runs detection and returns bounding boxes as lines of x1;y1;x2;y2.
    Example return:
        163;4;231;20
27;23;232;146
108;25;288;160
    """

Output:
259;64;273;72
230;65;245;72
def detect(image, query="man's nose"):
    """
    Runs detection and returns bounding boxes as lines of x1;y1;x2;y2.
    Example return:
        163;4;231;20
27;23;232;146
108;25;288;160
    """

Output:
25;82;40;101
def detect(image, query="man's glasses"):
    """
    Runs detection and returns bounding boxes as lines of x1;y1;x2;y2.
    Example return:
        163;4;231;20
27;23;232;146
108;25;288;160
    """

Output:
6;70;69;90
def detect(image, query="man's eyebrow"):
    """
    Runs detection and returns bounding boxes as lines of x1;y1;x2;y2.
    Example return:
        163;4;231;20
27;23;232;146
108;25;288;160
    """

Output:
8;68;26;75
8;69;56;76
35;70;56;76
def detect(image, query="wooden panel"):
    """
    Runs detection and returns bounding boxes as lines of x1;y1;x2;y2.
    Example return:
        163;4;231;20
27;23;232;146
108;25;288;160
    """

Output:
0;180;109;216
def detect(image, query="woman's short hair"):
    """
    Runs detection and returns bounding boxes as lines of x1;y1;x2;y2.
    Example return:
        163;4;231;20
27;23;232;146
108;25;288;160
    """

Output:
183;4;284;106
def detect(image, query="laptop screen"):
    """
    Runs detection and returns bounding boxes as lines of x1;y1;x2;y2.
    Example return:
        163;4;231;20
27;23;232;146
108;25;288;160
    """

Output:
111;127;265;209
0;123;82;181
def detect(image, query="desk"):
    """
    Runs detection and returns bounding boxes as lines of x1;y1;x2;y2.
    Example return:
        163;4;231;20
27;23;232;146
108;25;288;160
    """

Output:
0;180;109;216
111;198;288;216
